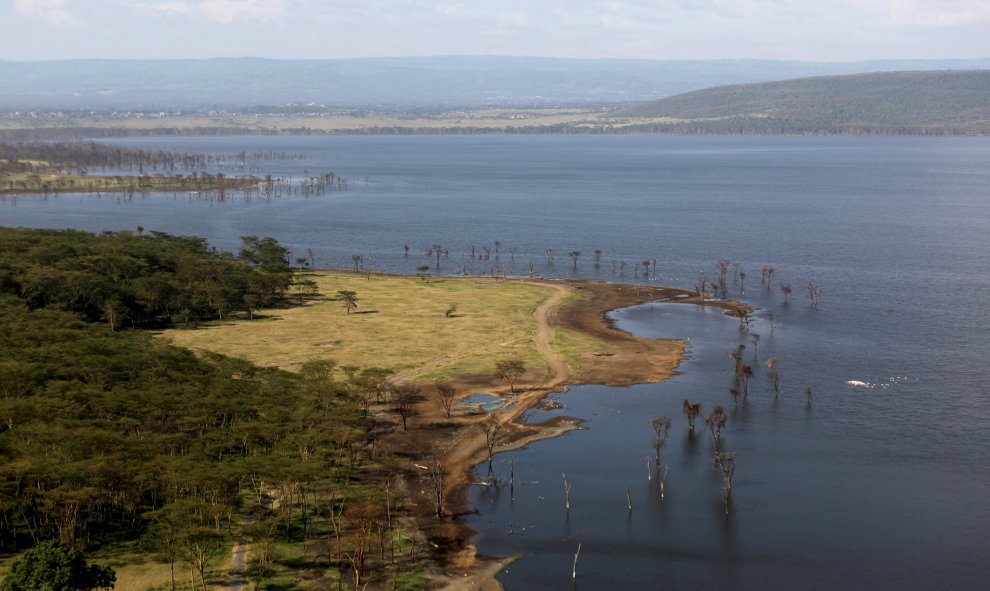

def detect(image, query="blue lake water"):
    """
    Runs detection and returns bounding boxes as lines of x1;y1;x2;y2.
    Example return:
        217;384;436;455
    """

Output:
2;135;989;589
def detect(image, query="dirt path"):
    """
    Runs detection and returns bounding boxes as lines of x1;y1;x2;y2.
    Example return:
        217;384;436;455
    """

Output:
525;281;571;388
222;534;248;590
439;282;573;483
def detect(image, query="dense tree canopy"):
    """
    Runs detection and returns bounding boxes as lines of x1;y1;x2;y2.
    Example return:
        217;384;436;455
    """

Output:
0;228;371;562
0;227;292;328
0;540;115;591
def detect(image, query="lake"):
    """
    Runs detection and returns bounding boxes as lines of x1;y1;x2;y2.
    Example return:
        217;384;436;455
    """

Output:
3;135;989;589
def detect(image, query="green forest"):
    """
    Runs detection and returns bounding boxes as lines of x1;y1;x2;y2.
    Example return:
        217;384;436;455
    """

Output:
0;228;417;589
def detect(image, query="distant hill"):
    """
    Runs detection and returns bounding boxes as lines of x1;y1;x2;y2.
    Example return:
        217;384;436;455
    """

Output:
615;70;990;134
2;56;990;109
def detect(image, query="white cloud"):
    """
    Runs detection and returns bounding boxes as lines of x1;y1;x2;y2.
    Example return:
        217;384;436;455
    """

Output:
867;0;990;27
13;0;85;27
141;0;286;25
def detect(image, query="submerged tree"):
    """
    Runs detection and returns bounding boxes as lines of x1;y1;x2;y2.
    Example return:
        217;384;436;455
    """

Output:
682;400;703;432
738;364;754;396
714;451;738;515
568;250;581;269
651;415;672;499
766;357;781;395
705;405;727;449
806;282;823;308
779;283;792;303
480;415;504;477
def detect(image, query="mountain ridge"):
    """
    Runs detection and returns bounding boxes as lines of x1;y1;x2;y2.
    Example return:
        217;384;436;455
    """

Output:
2;56;990;109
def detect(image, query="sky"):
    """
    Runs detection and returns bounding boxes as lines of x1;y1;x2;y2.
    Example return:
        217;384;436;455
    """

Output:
2;0;989;62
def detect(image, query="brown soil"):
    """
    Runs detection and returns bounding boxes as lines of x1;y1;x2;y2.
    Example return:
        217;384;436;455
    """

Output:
375;278;750;590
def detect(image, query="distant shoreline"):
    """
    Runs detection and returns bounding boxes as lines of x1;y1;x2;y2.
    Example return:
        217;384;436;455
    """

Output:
2;111;988;141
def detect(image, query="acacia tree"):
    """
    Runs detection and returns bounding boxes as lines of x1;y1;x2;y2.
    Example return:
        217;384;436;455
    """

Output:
682;400;703;432
336;290;358;314
1;540;115;591
494;358;525;393
435;380;456;418
392;383;421;430
705;405;727;449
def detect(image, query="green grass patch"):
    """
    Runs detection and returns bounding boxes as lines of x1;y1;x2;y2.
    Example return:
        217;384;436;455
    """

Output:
164;273;553;380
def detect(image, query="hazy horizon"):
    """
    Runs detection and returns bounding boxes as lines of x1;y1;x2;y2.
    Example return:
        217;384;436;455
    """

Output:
3;1;989;62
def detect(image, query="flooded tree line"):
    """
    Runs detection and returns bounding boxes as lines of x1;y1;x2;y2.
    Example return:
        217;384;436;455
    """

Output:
0;141;351;198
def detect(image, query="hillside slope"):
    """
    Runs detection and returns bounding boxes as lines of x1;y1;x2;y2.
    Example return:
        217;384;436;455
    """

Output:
615;70;990;134
2;57;990;109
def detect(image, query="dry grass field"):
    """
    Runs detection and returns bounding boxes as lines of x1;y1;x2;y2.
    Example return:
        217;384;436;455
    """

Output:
163;271;607;383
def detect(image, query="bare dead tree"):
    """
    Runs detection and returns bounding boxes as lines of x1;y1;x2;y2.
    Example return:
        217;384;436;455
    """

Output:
767;309;777;335
730;344;746;375
568;250;581;269
714;451;738;515
435;380;456;418
682;400;703;432
728;387;740;406
780;283;792;303
750;333;761;361
739;270;746;293
545;248;555;264
650;415;671;465
562;473;572;512
351;254;363;273
766;357;781;395
806;282;823;308
572;543;582;584
494;240;501;258
428;457;445;518
705;405;727;450
480;415;504;477
739;364;754;396
642;259;650;277
432;244;443;269
805;387;814;403
738;311;753;330
593;249;602;265
762;265;775;287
